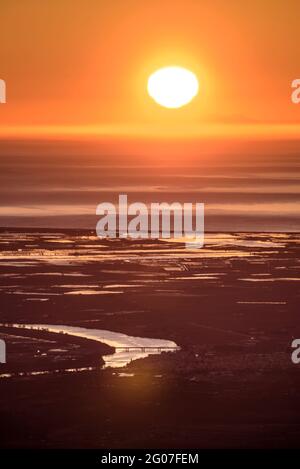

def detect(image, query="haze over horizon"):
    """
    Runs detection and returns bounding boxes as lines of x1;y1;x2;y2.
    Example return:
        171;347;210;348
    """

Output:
0;138;299;232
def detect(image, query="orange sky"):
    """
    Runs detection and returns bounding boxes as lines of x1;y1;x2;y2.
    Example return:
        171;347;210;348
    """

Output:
0;0;299;138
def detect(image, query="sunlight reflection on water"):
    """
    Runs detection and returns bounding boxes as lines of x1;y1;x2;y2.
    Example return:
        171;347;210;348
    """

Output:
2;323;179;369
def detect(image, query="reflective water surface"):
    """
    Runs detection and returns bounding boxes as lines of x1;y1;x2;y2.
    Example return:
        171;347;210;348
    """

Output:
2;323;179;368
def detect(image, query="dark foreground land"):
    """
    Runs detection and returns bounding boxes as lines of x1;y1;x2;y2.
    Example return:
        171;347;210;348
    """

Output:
0;229;300;448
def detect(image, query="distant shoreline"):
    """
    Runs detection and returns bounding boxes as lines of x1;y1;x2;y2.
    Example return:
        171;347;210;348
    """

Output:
0;227;299;234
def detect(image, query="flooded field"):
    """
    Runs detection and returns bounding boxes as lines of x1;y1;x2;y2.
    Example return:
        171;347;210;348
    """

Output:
0;229;300;448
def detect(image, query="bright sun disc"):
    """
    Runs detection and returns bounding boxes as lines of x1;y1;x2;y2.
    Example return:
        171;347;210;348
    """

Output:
147;66;199;109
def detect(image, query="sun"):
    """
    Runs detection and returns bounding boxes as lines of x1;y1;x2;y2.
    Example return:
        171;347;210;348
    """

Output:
147;66;199;109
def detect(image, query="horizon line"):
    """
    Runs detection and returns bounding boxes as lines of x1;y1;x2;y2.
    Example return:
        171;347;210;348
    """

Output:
0;123;300;140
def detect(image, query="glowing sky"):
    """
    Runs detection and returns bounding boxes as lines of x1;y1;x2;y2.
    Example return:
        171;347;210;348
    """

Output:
0;0;299;137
